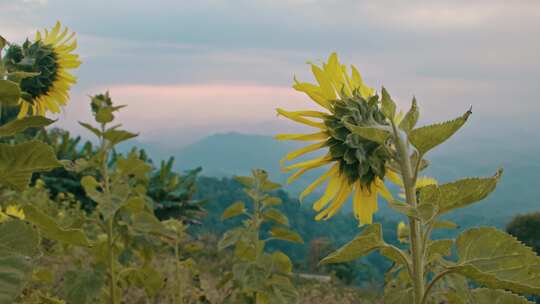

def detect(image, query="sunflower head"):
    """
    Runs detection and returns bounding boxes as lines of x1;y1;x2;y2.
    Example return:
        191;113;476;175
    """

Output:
325;94;390;187
3;22;81;117
276;53;400;225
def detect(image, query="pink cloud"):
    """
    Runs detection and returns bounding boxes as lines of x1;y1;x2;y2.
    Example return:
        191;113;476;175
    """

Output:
57;84;318;144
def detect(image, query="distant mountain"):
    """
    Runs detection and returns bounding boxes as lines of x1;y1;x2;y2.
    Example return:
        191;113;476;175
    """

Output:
142;131;540;226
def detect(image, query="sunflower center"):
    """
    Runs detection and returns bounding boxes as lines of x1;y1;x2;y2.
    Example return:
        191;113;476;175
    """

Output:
324;94;390;186
5;40;59;100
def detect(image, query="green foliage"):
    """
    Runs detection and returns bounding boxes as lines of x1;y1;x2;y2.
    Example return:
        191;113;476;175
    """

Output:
507;212;540;254
218;169;302;303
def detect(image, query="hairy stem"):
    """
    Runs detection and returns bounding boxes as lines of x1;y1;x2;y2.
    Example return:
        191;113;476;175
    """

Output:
421;269;455;304
100;124;118;304
392;122;424;304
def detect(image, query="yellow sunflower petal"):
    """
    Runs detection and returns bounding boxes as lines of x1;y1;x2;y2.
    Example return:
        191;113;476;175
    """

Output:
17;101;30;118
357;185;378;225
375;178;393;203
299;163;339;201
5;205;25;220
313;172;343;212
283;155;332;173
276;108;326;129
275;132;329;141
315;181;351;220
280;141;327;165
385;169;403;187
293;81;332;109
311;64;336;101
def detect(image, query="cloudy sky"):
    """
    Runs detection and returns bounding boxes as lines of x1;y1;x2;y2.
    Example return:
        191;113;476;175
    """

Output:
1;0;539;148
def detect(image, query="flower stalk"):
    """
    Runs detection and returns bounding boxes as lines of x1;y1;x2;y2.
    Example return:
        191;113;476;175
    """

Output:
391;121;425;304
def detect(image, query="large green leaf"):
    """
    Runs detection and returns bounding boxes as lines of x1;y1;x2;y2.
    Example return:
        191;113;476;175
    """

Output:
419;170;502;215
409;109;471;154
320;224;384;264
23;205;91;247
0;80;21;106
269;227;303;244
62;269;104;304
449;227;540;296
262;208;289;226
0;116;55;137
0;141;62;190
221;201;246;221
0;255;32;304
0;220;39;257
445;288;534;304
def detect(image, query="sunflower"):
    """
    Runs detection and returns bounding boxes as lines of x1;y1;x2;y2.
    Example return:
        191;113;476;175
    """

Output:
276;53;401;225
3;22;81;117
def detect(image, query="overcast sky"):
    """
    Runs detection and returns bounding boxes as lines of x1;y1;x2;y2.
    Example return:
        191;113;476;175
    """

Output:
1;0;539;147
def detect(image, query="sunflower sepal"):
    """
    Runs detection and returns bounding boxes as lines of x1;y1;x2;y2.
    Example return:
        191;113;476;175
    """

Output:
398;97;419;132
381;87;397;123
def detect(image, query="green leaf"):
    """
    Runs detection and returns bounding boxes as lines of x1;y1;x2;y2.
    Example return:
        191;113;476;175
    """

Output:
132;212;169;236
344;122;391;144
80;176;105;204
269;227;303;244
399;97;419;132
0;80;21;106
409;108;472;154
0;220;39;257
234;175;255;187
78;122;102;138
0;116;55;137
449;227;540;296
262;197;282;208
426;239;453;264
0;141;62;190
22;205;91;247
320;224;384;264
116;153;152;180
0;255;32;304
271;251;293;274
261;180;281;191
433;220;459;230
221;201;246;221
0;35;5;50
262;208;289;226
95;108;114;123
419;170;502;215
62;269;104;304
218;227;246;251
103;129;138;145
446;288;534;304
381;87;396;121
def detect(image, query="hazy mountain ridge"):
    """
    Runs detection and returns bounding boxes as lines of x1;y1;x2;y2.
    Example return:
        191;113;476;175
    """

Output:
133;131;539;225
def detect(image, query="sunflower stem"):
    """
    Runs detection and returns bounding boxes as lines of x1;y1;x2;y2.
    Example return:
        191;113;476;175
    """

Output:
391;122;425;304
100;123;119;304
